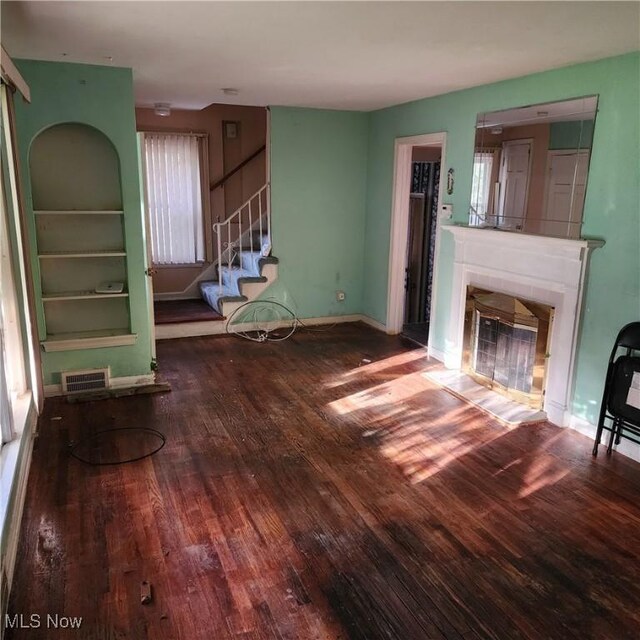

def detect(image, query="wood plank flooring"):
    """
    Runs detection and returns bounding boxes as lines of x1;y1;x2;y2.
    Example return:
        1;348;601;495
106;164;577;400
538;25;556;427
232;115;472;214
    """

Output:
6;323;640;639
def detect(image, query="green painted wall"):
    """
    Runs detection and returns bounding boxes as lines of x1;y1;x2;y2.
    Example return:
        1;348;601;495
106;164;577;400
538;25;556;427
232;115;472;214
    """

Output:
268;107;369;318
549;119;595;150
12;60;152;385
363;52;640;425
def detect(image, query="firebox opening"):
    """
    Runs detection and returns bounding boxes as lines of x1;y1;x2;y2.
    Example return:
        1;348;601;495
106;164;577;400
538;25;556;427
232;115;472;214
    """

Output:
463;287;554;409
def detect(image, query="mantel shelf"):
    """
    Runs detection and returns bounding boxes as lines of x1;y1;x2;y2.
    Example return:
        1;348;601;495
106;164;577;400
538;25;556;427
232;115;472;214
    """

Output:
38;250;127;259
34;210;124;215
42;291;129;302
444;224;605;252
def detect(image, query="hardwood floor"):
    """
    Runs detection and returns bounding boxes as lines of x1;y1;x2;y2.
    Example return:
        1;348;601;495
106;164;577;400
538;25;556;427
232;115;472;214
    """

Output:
6;323;640;639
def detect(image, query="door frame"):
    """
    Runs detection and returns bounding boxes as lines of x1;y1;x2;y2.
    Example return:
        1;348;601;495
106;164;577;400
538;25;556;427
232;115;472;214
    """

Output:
386;132;447;341
137;132;156;361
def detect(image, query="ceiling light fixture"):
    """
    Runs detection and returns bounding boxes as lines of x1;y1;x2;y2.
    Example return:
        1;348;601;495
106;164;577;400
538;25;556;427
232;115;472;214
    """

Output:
154;103;171;117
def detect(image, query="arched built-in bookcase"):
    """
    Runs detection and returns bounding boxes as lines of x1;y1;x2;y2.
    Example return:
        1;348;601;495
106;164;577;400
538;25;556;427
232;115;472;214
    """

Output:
30;123;135;351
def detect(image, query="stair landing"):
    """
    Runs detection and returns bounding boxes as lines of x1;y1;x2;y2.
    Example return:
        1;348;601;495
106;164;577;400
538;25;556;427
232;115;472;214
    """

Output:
154;299;224;325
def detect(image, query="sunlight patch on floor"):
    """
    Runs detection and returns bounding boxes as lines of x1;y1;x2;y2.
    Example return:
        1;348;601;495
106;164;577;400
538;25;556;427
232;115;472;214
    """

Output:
324;349;430;389
379;423;510;484
327;371;433;416
327;360;568;494
518;455;570;498
328;366;514;484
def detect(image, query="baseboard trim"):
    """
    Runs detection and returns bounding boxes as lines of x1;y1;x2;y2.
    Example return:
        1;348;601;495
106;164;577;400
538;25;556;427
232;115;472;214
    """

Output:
44;373;156;398
359;315;387;333
569;414;640;463
427;345;446;363
299;314;363;328
156;313;379;340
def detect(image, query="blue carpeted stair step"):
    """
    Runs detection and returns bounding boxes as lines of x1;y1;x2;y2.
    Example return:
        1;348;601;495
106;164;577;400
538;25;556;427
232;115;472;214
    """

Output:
220;265;266;288
238;250;279;274
200;246;279;314
199;280;246;315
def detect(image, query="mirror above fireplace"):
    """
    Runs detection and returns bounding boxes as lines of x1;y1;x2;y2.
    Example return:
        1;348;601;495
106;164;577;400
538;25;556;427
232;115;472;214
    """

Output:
469;95;598;239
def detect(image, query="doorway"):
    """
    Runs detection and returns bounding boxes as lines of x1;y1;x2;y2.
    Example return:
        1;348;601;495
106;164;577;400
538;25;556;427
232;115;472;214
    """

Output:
403;149;441;345
497;139;532;230
541;149;590;238
387;133;446;349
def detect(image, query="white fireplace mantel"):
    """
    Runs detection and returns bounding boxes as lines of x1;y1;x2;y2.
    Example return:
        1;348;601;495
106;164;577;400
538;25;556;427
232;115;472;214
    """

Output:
442;224;604;427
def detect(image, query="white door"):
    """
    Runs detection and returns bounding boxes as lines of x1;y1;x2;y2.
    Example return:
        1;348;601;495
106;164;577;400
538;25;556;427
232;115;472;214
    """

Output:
542;150;590;238
497;140;532;230
137;133;157;362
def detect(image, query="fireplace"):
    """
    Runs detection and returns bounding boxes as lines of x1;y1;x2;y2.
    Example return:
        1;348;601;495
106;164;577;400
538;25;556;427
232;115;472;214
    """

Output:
441;225;604;426
463;288;553;409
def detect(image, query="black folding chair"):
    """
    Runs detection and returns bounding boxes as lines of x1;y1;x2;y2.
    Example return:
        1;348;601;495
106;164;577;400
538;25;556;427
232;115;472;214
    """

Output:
592;322;640;456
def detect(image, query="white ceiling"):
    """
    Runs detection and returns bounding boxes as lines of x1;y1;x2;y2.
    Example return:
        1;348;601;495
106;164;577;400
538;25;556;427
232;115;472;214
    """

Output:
2;1;639;111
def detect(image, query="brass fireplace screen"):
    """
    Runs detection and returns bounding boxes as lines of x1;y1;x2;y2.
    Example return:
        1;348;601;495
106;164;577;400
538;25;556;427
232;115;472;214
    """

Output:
462;288;554;409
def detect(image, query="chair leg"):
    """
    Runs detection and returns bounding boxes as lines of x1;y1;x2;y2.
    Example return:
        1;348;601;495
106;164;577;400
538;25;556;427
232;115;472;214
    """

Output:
593;421;604;456
615;423;623;445
593;400;612;456
607;419;619;455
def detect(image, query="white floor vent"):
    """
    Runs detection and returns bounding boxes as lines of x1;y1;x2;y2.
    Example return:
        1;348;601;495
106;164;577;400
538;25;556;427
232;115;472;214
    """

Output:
61;368;110;394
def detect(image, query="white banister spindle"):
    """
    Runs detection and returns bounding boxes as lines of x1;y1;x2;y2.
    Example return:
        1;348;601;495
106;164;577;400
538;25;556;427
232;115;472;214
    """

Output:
249;199;253;254
216;225;222;295
258;192;263;243
213;184;270;296
239;206;243;269
266;183;271;245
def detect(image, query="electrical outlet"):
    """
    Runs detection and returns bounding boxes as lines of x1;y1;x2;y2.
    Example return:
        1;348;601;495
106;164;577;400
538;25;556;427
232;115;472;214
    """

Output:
336;290;346;302
441;203;453;219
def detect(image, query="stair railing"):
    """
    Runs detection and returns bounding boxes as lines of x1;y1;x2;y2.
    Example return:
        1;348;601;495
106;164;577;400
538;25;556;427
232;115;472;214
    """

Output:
210;145;266;192
212;183;270;296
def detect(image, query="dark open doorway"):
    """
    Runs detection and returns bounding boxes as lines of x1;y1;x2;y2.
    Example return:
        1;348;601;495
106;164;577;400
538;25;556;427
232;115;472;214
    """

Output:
403;147;441;346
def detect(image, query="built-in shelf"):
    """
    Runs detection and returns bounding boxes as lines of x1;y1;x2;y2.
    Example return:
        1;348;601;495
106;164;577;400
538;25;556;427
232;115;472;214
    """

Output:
42;291;129;302
31;123;132;345
41;329;137;352
38;250;127;259
34;210;124;215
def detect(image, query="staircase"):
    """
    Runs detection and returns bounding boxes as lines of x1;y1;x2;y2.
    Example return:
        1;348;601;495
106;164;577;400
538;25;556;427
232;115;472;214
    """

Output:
200;184;278;318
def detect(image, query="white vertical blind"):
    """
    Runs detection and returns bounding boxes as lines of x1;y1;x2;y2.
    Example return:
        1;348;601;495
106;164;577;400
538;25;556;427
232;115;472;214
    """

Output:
143;134;205;264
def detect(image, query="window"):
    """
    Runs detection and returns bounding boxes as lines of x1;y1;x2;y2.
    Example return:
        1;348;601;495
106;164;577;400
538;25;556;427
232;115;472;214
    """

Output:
1;156;25;446
469;151;494;225
142;133;207;265
1;83;32;448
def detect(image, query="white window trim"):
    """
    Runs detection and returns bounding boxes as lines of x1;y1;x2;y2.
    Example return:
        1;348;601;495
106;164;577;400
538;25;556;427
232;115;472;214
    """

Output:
0;126;27;447
0;84;39;410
